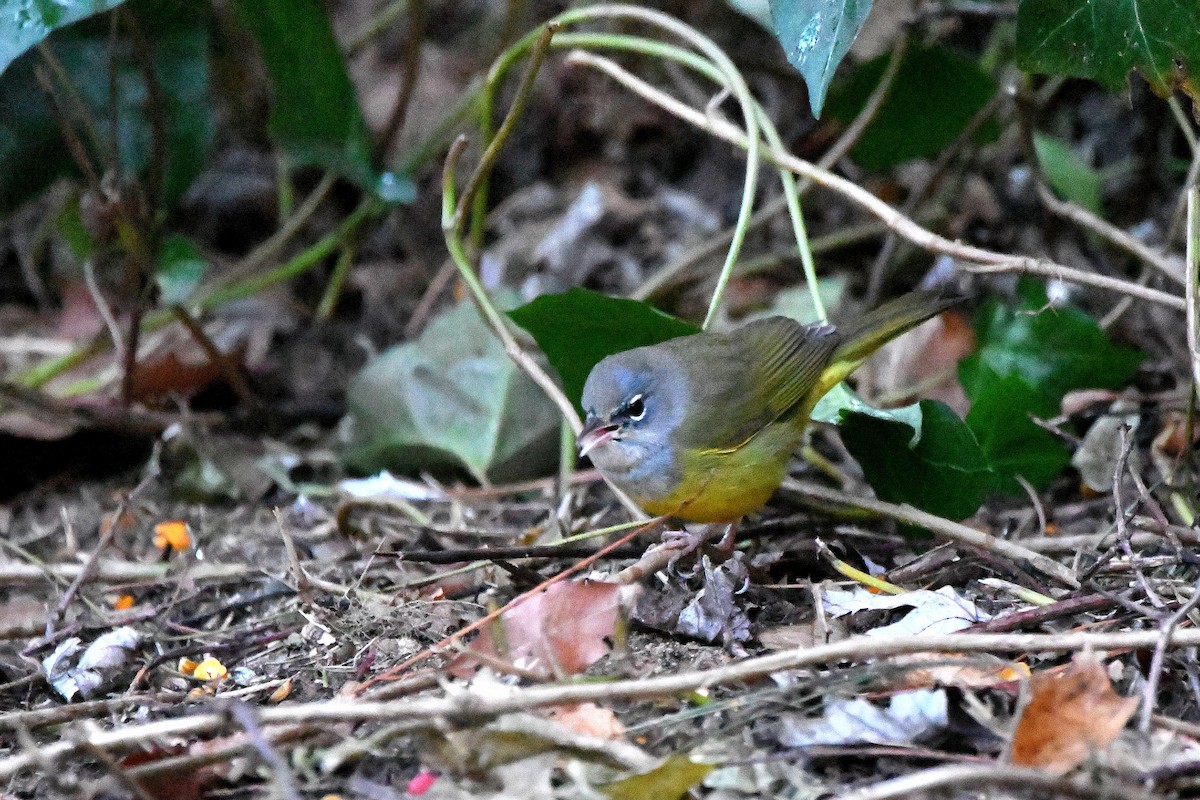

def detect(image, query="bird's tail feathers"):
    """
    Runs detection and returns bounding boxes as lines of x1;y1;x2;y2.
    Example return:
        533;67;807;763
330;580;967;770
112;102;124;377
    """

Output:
824;290;963;384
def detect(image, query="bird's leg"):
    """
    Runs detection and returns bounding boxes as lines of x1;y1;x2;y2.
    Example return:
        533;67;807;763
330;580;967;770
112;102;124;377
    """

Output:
655;520;738;565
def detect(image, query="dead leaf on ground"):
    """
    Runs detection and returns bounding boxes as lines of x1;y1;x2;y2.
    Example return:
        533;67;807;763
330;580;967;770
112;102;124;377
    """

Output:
1009;655;1137;773
547;702;625;739
461;580;622;678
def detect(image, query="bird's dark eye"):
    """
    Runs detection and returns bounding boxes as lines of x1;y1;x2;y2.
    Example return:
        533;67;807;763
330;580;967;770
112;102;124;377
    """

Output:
626;394;646;421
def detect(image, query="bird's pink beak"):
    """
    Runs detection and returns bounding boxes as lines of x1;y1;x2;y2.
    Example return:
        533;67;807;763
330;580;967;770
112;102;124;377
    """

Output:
578;419;618;458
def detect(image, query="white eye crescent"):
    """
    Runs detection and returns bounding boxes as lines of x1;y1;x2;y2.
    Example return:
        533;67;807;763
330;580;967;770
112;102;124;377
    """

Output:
627;394;646;421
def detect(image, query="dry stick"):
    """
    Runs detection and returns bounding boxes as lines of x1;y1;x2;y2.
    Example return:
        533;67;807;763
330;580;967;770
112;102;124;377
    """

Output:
374;0;426;160
0;560;251;587
8;628;1200;780
837;763;1155;800
75;736;158;800
1112;424;1164;608
1140;577;1200;734
634;31;907;303
782;478;1080;588
46;470;156;636
228;703;303;800
169;304;257;406
1187;186;1200;388
568;51;1186;312
1038;183;1186;284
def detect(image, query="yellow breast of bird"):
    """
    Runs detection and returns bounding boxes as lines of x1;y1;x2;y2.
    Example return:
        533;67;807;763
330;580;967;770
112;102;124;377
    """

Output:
633;420;802;523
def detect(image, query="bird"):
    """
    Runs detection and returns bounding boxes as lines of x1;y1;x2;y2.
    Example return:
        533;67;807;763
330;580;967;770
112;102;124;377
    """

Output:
578;290;960;524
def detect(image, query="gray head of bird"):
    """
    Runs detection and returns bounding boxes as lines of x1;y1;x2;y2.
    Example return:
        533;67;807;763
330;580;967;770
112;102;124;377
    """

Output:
577;346;688;484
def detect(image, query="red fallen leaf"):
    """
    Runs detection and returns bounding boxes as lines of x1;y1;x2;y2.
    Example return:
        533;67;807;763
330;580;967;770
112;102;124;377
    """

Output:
1009;655;1136;774
119;746;205;800
459;580;622;678
129;348;236;405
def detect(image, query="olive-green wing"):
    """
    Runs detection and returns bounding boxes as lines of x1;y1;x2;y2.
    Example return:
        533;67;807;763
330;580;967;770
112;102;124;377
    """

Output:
694;316;838;454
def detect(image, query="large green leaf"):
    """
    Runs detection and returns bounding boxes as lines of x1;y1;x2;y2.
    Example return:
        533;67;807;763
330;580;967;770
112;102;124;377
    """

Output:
1016;0;1200;99
0;1;212;211
230;0;376;191
344;298;560;482
965;369;1069;493
769;0;874;117
841;399;991;520
0;0;129;77
959;282;1143;404
958;281;1143;492
508;289;700;412
825;44;999;171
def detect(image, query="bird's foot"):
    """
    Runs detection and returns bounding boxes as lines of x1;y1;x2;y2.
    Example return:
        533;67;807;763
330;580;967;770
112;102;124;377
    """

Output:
653;522;738;571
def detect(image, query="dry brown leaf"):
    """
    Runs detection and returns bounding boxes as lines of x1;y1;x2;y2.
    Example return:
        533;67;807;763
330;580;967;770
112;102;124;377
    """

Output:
889;652;1030;690
1009;655;1137;773
546;702;625;739
464;580;621;678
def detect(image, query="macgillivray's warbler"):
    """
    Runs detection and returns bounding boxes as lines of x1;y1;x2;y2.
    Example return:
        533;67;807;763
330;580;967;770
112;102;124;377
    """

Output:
577;290;961;524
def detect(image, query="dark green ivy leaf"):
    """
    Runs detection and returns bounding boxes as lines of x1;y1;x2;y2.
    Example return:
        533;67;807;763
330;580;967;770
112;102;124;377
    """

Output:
840;399;992;520
508;289;699;412
826;44;999;171
1016;0;1200;100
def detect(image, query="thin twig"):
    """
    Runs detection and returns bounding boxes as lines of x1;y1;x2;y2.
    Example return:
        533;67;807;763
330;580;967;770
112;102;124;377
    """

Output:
1187;186;1200;387
374;0;426;159
569;51;1186;311
838;764;1155;800
782;478;1080;588
46;470;156;636
1139;577;1200;734
453;22;560;230
228;703;303;800
9;629;1200;780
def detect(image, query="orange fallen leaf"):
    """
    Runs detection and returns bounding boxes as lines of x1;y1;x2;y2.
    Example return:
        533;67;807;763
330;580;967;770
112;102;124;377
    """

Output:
153;520;191;551
113;594;135;610
1009;655;1136;774
192;658;227;681
546;702;625;739
269;677;293;704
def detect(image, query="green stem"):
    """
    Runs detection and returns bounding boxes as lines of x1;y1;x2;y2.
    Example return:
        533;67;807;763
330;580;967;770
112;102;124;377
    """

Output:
316;242;358;320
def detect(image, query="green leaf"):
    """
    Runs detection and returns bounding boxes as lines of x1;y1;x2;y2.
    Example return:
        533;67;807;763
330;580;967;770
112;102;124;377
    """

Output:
965;369;1069;493
957;281;1143;492
840;399;991;520
769;0;873;117
1016;0;1200;99
156;234;207;304
0;1;213;211
602;755;714;800
959;282;1143;403
0;0;129;77
825;44;999;171
508;289;700;412
1034;133;1102;214
344;297;560;482
812;381;923;430
231;0;375;190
